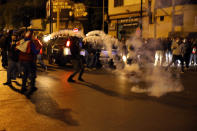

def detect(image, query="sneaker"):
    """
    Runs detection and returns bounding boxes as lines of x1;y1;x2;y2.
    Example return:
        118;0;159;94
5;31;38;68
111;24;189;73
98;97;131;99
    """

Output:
3;82;11;86
29;87;38;92
180;71;184;74
21;88;27;93
67;78;75;82
78;78;85;82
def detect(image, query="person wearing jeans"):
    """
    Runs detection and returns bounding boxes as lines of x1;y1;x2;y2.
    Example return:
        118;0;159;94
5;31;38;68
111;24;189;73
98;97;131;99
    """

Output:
189;40;197;66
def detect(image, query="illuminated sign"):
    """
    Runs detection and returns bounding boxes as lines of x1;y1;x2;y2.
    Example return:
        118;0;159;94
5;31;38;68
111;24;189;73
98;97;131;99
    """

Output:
73;28;78;32
73;3;88;17
53;1;71;12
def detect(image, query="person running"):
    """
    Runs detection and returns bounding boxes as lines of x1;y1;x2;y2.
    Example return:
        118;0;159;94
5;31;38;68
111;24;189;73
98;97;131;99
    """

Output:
67;37;85;82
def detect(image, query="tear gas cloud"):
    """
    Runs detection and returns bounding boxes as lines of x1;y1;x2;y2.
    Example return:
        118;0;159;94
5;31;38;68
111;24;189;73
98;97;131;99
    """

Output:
120;36;183;97
85;30;183;97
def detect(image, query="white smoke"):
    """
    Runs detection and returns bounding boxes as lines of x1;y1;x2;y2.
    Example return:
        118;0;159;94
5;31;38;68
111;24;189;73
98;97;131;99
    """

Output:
84;30;184;97
131;67;183;97
126;36;184;97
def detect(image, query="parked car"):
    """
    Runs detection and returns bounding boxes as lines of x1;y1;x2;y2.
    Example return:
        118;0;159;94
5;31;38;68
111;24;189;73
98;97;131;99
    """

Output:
47;36;86;66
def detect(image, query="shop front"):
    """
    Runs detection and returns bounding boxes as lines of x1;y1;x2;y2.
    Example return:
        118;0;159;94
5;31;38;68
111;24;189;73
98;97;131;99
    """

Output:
117;17;140;40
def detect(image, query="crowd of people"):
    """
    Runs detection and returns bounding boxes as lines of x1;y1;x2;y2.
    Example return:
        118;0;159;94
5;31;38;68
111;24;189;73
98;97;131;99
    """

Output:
0;30;45;95
124;37;197;73
1;29;197;95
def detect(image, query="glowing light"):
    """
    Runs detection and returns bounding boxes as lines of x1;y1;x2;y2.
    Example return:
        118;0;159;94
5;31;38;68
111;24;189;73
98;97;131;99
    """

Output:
73;28;78;32
63;48;71;55
43;35;51;42
122;55;127;63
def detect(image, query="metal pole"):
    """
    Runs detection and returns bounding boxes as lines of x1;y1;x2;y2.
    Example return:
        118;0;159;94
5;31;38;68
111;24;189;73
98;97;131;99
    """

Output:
57;0;60;31
154;0;157;38
140;0;143;37
50;0;52;33
102;0;105;32
172;0;175;33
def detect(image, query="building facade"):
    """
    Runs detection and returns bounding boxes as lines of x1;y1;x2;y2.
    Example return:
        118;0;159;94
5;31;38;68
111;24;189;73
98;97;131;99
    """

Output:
45;0;88;34
108;0;197;40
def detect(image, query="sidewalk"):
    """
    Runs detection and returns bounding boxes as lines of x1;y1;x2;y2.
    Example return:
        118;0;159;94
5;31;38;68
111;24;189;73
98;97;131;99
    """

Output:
0;59;68;131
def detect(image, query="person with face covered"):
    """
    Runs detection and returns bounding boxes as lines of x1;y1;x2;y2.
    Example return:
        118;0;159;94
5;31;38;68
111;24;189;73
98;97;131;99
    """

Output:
166;37;185;73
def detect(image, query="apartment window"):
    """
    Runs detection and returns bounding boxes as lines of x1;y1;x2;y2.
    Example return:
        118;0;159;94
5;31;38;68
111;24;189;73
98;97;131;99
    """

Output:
114;0;123;7
173;15;183;26
160;16;164;21
175;0;197;5
157;0;171;8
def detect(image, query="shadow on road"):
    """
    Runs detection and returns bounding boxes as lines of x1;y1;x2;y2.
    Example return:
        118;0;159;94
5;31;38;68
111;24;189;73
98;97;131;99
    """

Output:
28;91;79;126
9;85;21;94
74;80;197;111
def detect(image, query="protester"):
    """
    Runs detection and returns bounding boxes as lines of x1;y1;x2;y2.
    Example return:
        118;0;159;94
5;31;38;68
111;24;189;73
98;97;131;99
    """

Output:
17;31;41;93
3;33;19;85
182;38;191;69
189;39;197;66
154;38;164;66
67;37;85;82
166;37;185;73
35;35;47;71
0;30;12;69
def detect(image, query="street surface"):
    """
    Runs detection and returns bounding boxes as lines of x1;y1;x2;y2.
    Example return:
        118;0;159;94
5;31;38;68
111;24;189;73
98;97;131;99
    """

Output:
0;61;197;131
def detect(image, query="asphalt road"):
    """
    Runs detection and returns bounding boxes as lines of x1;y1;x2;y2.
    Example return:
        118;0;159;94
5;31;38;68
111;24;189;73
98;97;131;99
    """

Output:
0;63;197;131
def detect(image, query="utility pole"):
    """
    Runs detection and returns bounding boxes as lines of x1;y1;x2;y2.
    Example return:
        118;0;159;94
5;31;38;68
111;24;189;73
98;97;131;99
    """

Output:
50;0;53;33
102;0;105;32
154;0;157;38
57;0;60;31
140;0;143;37
172;0;175;34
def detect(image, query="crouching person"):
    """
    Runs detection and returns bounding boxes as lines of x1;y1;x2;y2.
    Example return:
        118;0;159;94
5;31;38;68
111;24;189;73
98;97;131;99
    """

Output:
16;31;41;94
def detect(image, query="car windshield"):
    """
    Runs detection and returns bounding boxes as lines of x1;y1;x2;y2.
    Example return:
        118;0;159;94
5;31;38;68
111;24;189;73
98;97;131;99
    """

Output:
53;37;68;46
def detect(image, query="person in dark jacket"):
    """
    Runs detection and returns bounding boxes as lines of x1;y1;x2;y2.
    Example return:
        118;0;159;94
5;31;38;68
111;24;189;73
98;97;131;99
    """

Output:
3;34;20;85
0;31;12;68
67;37;85;82
182;38;192;69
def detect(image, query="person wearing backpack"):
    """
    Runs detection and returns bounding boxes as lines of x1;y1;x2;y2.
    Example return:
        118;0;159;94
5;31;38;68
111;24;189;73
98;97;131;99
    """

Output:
17;31;41;94
189;39;197;66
